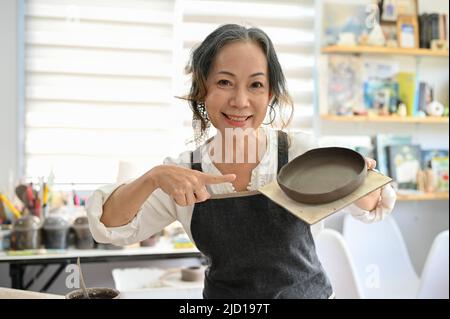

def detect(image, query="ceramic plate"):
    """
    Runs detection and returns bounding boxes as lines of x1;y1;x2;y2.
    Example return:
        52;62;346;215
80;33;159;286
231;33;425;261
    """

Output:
277;147;367;204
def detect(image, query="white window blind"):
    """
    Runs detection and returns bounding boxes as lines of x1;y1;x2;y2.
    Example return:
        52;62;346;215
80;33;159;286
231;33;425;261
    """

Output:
24;0;316;188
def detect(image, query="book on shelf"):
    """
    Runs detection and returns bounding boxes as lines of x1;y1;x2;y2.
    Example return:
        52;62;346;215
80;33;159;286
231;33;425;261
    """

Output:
421;149;449;169
417;82;434;115
363;60;399;80
373;134;412;176
438;14;447;41
363;80;399;115
387;144;422;190
396;72;417;117
363;60;399;115
418;13;448;49
431;156;449;192
327;55;363;115
419;13;428;48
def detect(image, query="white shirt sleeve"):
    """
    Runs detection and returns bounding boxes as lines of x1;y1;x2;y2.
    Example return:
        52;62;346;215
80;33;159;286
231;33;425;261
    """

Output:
345;183;397;223
86;151;194;246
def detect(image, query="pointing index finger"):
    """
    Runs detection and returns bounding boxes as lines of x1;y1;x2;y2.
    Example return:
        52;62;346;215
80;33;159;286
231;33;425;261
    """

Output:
200;172;236;185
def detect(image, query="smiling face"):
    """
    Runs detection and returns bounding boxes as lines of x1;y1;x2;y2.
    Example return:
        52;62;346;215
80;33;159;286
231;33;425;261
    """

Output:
204;41;271;134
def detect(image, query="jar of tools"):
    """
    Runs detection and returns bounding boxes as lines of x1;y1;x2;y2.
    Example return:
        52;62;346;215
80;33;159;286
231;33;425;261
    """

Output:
43;215;70;249
11;215;42;250
72;216;95;249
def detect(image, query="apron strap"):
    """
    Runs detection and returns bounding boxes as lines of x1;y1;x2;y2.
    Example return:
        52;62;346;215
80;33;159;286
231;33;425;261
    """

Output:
277;130;289;173
191;147;203;172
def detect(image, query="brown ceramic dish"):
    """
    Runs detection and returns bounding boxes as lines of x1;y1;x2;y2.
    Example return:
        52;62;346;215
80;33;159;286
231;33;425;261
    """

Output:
277;147;367;204
66;287;120;299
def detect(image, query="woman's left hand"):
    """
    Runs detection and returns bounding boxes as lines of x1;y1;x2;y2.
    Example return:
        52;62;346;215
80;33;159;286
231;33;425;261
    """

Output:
353;157;382;211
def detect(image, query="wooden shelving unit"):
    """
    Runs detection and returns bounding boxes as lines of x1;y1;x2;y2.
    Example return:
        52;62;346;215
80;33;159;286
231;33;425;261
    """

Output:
320;38;449;203
321;45;449;57
396;192;449;201
320;114;449;124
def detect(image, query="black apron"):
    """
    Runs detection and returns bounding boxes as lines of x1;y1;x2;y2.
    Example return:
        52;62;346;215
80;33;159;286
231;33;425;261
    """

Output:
190;130;333;299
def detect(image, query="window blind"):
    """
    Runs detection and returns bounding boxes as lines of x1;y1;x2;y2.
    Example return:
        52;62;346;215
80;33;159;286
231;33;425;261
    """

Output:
24;0;316;188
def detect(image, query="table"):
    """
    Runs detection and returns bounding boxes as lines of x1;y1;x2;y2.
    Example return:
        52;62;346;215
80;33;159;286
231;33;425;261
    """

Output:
0;287;64;299
0;240;201;292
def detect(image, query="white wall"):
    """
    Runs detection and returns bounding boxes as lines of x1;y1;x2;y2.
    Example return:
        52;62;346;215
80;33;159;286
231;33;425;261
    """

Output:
0;0;21;192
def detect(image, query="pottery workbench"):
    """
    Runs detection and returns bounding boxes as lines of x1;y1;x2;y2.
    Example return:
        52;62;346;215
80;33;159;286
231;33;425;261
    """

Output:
0;241;201;292
0;287;64;299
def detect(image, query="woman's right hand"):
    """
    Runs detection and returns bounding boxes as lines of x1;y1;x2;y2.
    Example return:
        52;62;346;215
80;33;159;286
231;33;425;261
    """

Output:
149;165;236;206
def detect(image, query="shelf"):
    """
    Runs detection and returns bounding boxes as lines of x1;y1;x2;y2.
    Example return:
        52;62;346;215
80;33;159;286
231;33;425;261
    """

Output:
320;114;449;124
0;238;200;262
321;45;449;57
396;192;449;201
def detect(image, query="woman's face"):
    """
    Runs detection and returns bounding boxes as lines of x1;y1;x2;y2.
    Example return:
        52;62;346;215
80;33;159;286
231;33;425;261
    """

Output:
204;41;271;134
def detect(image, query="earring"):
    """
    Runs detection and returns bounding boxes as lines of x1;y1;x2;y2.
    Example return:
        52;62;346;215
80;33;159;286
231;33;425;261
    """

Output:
197;101;209;121
193;102;210;147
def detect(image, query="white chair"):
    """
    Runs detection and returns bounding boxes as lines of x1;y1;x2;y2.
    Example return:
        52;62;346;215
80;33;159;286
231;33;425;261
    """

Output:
343;214;420;299
315;228;363;299
417;230;449;299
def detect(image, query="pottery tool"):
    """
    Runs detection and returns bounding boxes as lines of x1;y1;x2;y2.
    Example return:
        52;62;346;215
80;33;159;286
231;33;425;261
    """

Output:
0;197;7;221
0;193;21;219
42;183;49;218
77;257;90;299
15;184;28;207
73;190;80;206
26;183;35;210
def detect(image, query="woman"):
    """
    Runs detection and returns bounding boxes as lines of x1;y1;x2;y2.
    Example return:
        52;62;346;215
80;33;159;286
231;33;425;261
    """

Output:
86;24;396;299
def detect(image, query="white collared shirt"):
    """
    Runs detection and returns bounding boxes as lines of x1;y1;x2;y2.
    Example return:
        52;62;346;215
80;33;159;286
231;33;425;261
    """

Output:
86;127;397;246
